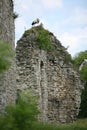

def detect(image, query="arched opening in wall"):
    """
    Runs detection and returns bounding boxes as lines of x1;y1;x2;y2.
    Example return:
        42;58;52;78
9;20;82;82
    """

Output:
40;61;44;68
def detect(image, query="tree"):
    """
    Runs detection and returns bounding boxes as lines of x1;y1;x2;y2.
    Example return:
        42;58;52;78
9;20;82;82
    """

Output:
73;50;87;68
79;82;87;118
0;41;14;73
0;89;39;130
73;50;87;118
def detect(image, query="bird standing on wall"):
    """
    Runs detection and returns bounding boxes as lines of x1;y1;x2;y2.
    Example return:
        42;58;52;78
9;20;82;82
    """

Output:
31;18;40;26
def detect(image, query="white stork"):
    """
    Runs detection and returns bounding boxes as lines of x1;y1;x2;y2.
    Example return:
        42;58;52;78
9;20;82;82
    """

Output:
31;18;40;26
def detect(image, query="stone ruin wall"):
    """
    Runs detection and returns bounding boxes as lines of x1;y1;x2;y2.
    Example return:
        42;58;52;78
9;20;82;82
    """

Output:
16;28;83;123
0;0;16;112
0;0;83;123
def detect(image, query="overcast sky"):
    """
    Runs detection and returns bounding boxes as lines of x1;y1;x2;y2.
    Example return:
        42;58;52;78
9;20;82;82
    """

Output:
14;0;87;57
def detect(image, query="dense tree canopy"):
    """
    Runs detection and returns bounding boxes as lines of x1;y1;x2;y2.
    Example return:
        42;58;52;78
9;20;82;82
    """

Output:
73;50;87;118
73;50;87;68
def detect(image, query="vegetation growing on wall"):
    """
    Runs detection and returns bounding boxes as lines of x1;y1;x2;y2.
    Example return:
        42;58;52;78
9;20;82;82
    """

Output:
13;12;19;19
0;41;14;73
37;26;53;51
23;25;53;51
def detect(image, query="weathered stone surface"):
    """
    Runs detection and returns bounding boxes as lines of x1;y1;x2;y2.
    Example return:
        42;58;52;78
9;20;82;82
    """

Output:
0;0;83;124
0;0;16;112
16;26;83;123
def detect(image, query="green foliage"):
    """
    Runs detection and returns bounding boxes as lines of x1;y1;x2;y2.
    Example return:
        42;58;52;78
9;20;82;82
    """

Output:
0;41;14;73
73;50;87;82
0;90;39;130
32;119;87;130
79;82;87;118
13;12;19;19
80;65;87;82
73;50;87;118
0;110;87;130
37;27;53;51
73;50;87;68
23;28;35;37
23;26;53;51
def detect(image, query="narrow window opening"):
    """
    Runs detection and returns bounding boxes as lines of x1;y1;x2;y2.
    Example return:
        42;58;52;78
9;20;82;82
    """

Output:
40;61;44;68
16;89;21;104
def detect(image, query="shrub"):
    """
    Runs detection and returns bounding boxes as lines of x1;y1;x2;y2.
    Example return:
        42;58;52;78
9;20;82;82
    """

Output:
0;89;39;130
13;12;19;19
37;28;53;51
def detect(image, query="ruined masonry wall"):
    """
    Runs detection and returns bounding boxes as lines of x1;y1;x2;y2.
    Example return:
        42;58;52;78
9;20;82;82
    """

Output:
16;29;82;123
0;0;82;123
0;0;16;111
0;0;83;124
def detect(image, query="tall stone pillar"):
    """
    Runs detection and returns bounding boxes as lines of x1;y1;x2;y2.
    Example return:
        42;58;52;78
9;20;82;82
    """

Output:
0;0;16;112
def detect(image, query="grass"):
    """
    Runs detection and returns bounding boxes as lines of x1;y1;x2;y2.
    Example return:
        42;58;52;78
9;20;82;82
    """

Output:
31;119;87;130
36;26;53;51
23;25;53;51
